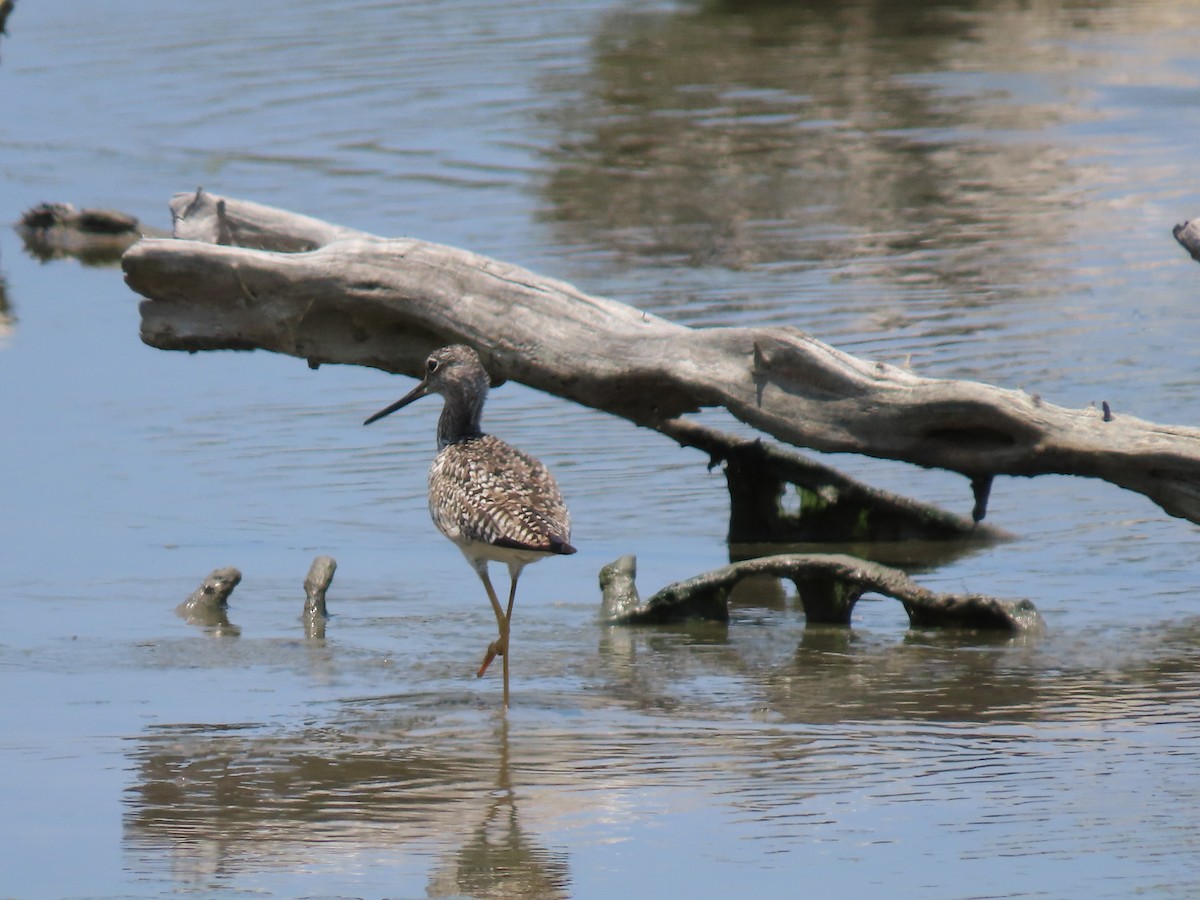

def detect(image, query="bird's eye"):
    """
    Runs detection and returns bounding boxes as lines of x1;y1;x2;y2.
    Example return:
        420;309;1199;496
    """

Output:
427;357;440;373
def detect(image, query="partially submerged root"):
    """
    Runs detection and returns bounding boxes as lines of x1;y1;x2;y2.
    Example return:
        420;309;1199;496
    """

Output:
600;553;1041;633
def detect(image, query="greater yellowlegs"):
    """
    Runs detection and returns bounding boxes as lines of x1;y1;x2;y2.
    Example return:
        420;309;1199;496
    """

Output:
364;344;575;706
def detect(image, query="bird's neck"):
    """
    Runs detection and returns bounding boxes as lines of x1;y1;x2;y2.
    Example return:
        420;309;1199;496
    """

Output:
436;388;486;450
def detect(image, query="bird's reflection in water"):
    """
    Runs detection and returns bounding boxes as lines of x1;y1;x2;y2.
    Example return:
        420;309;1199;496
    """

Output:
427;714;570;899
123;709;570;897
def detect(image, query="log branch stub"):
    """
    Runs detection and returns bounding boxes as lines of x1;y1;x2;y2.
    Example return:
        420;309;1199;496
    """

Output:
175;566;242;635
123;191;1200;526
600;554;1042;633
170;187;364;252
1174;219;1200;263
598;555;643;621
303;555;336;639
970;475;993;523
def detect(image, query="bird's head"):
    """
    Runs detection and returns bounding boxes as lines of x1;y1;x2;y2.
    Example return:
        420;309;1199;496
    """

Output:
363;344;490;426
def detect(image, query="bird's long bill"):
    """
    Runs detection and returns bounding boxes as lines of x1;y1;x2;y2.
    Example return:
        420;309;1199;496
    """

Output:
363;380;428;426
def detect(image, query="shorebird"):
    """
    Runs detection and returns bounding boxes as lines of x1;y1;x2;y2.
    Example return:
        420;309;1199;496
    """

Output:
364;344;575;706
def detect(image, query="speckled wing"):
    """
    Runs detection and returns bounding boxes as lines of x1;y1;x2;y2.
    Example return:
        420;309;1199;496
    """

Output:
427;434;575;554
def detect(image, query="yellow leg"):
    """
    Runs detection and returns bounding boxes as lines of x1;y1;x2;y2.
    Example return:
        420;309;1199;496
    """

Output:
474;563;510;707
500;573;519;706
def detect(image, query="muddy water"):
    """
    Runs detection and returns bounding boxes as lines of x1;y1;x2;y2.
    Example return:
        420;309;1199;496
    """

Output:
4;0;1200;896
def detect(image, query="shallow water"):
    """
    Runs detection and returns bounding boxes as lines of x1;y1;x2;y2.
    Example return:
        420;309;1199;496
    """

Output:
4;0;1200;896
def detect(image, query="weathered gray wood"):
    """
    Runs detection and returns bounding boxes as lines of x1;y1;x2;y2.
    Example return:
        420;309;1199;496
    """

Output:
599;553;1042;632
171;189;362;252
175;566;242;635
303;555;336;640
1174;218;1200;263
123;190;1200;527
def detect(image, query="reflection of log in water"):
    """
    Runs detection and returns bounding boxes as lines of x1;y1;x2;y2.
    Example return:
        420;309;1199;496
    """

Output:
16;202;150;266
124;714;570;896
590;609;1200;725
595;619;1051;725
0;265;13;345
539;0;1094;288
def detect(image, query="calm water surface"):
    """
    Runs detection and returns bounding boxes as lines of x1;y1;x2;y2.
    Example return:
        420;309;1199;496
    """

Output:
3;0;1200;897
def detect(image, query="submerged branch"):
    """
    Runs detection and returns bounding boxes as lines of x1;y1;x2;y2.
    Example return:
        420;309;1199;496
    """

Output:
599;553;1042;632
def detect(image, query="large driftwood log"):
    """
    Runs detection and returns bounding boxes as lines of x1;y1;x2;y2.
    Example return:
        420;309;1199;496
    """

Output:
599;553;1042;632
124;191;1200;526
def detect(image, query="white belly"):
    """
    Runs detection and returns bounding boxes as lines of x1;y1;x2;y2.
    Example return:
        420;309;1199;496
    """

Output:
454;539;552;569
